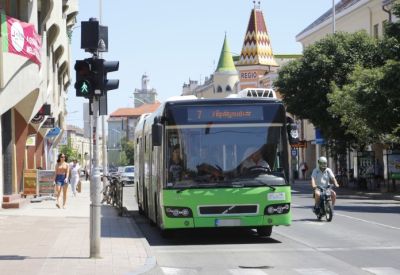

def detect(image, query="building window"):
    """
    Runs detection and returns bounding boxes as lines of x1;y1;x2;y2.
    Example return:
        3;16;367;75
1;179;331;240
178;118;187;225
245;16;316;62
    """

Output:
226;85;232;92
373;23;379;39
217;86;222;93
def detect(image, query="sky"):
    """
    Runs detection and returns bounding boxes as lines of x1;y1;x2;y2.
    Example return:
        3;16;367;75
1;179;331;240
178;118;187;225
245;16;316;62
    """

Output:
66;0;334;127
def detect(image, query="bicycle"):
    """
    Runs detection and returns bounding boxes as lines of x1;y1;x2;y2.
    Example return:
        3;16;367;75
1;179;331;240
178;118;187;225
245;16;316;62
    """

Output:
101;175;119;206
101;175;125;216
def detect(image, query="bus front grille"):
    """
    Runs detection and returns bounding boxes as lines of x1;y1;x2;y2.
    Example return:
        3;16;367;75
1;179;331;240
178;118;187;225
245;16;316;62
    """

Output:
198;205;258;216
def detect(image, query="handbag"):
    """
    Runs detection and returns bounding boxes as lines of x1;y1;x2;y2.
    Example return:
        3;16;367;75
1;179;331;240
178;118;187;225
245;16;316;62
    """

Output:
76;181;82;193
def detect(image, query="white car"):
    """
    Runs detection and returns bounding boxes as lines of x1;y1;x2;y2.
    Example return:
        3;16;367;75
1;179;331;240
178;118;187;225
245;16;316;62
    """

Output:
119;166;134;185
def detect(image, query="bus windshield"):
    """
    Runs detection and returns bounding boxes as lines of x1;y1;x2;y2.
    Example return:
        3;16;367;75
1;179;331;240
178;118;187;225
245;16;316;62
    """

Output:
166;124;287;189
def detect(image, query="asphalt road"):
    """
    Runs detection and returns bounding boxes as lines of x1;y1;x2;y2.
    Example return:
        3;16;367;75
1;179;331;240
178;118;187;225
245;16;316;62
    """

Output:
124;182;400;275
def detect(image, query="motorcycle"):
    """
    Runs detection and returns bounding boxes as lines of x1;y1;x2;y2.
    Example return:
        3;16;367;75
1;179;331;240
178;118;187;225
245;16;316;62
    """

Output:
313;184;334;222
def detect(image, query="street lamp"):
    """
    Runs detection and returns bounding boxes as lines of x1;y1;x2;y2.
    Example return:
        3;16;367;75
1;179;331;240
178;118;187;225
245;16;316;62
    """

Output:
332;0;336;34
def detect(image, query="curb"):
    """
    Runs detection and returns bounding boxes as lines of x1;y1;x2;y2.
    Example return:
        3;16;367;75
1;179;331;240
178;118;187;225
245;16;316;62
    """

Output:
126;213;158;275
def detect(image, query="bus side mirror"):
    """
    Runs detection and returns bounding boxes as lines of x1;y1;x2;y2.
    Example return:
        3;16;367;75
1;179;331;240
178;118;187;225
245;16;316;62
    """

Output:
287;123;299;145
152;123;162;146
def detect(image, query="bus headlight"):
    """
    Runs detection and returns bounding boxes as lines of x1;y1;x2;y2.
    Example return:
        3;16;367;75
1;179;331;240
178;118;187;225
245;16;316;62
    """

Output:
264;203;290;215
164;206;193;218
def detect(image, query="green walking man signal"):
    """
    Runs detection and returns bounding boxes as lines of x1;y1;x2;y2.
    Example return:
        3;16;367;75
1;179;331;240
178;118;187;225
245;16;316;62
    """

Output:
74;58;119;98
74;59;95;98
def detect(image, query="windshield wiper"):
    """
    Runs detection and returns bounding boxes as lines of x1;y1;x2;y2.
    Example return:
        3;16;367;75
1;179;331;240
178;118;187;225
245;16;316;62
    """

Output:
257;181;276;191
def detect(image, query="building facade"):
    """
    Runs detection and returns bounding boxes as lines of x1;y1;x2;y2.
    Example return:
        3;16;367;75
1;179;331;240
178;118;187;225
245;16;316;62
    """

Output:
295;0;395;179
108;103;160;167
0;0;79;207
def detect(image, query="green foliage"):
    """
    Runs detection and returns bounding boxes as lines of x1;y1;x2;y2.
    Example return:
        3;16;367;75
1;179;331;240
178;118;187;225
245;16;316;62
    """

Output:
118;151;129;166
121;137;134;165
59;138;80;162
275;31;381;153
328;1;400;146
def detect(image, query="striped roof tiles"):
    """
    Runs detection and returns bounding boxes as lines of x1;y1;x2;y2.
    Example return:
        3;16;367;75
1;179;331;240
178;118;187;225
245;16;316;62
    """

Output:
237;7;278;67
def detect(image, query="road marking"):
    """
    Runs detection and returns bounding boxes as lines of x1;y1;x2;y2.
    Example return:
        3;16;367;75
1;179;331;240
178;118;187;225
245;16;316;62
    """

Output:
362;267;400;275
335;213;400;230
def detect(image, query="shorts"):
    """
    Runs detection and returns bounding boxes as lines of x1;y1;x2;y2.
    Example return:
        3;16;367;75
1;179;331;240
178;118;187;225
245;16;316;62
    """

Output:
55;174;67;186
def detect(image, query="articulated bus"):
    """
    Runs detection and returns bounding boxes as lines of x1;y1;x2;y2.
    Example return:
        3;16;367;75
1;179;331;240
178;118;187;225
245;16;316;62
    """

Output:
134;91;298;237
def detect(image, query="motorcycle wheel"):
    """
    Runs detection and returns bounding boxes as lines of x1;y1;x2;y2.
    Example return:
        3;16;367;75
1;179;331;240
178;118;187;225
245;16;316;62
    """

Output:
325;201;333;222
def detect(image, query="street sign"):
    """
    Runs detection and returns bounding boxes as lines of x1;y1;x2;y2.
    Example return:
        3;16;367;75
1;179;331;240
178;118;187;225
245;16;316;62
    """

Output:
292;140;307;148
291;148;297;157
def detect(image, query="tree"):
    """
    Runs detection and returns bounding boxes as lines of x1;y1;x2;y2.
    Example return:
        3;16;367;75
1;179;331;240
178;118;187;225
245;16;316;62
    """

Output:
275;31;383;153
328;1;400;145
59;138;80;162
121;137;134;165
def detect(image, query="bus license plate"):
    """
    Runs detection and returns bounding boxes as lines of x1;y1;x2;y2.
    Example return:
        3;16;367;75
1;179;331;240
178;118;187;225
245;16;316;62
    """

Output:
215;219;241;227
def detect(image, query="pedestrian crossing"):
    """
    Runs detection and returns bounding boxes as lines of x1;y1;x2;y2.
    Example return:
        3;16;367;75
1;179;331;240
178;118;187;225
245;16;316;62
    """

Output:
159;266;400;275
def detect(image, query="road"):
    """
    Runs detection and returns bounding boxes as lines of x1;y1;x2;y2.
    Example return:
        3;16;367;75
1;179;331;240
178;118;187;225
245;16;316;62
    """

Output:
124;182;400;275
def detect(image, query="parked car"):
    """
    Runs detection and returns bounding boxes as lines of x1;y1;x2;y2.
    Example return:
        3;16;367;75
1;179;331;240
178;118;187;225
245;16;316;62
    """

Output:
119;165;134;185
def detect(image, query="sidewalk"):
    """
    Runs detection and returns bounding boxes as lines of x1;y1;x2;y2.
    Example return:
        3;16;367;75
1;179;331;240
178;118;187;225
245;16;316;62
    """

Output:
294;179;400;201
0;181;155;275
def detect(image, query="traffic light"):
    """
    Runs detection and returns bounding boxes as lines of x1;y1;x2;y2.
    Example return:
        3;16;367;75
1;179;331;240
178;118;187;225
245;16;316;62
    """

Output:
93;59;119;92
74;59;94;98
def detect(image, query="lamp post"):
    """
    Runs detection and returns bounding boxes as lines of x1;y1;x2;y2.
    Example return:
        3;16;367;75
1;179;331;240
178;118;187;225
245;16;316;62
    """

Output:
332;0;336;34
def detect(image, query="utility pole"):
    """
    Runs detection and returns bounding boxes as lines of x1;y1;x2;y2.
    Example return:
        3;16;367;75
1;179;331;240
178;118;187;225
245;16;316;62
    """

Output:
332;0;336;34
99;0;108;189
90;94;101;258
76;15;119;258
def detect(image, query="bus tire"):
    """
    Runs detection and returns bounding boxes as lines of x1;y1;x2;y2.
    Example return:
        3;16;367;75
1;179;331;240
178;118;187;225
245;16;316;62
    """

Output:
257;226;272;237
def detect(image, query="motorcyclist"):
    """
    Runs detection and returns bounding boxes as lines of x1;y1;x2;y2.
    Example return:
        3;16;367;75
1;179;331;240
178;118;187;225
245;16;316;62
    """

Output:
311;156;340;211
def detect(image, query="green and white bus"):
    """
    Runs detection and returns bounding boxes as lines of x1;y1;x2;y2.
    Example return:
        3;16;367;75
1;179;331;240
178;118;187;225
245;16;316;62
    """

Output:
134;91;298;237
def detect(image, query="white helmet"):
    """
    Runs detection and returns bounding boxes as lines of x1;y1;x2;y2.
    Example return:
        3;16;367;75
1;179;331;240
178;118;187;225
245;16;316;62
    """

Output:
318;156;327;170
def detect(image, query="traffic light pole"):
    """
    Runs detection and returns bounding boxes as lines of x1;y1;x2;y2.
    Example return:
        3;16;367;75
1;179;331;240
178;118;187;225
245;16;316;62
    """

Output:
90;95;101;258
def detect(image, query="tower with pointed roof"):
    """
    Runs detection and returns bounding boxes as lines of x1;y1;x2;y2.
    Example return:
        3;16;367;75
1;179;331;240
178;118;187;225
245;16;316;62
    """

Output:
236;2;278;90
182;35;238;98
213;34;239;98
133;74;157;107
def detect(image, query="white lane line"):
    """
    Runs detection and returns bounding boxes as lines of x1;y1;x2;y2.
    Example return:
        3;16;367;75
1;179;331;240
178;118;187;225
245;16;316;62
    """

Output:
335;213;400;230
362;267;400;275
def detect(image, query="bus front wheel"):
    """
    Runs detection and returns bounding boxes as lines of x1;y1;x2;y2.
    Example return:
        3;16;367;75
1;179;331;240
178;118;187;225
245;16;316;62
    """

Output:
256;226;272;237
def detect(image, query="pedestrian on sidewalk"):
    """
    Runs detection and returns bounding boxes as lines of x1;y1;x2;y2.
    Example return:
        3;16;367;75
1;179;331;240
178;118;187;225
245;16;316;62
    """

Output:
300;162;308;179
69;159;81;197
54;153;70;209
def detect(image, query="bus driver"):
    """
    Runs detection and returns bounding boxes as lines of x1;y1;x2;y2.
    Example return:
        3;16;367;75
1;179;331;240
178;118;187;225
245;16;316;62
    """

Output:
168;145;183;182
240;147;270;174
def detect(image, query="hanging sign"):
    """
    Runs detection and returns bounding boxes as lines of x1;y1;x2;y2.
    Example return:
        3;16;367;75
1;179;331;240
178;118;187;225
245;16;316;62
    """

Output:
0;11;42;65
42;117;55;129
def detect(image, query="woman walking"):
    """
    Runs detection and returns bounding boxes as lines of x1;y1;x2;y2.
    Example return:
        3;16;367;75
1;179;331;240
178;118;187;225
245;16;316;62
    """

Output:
69;159;80;196
54;153;70;209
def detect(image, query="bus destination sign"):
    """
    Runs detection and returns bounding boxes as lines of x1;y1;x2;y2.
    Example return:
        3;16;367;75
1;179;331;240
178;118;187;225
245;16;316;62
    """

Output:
187;106;264;122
